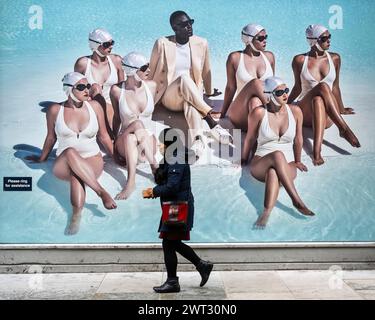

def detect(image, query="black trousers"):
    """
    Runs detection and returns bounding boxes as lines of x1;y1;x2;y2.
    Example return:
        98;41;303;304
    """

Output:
162;239;201;278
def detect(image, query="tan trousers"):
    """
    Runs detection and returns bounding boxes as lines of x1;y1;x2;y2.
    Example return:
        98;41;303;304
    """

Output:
161;74;212;141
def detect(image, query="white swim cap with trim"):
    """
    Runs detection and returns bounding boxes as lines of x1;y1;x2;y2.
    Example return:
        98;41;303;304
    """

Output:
241;23;265;52
62;72;86;102
306;24;328;51
122;52;148;77
264;76;286;106
89;28;113;57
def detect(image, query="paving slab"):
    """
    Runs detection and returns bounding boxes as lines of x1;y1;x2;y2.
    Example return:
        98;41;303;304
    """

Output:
277;270;363;300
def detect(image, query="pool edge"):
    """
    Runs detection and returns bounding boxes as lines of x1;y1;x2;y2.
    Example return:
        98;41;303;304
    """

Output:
1;242;374;273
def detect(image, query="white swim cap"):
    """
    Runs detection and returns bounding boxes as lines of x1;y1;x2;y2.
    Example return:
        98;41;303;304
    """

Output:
241;23;265;52
306;24;328;51
89;28;113;57
62;72;85;102
264;76;286;106
121;52;148;77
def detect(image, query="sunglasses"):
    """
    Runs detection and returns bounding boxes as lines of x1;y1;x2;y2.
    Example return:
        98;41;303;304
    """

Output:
307;34;331;43
254;34;268;42
273;88;290;97
176;19;194;28
122;62;149;72
319;34;332;43
139;64;149;72
89;39;115;49
65;83;92;91
241;31;268;42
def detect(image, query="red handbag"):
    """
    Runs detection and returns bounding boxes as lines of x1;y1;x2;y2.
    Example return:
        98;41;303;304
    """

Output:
161;201;189;228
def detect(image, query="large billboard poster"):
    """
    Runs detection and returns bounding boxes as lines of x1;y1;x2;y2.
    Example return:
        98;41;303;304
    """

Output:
0;0;374;244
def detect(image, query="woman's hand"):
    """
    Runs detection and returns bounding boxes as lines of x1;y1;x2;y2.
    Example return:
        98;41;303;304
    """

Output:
25;155;44;163
295;162;308;172
142;188;154;199
210;111;221;120
90;83;103;97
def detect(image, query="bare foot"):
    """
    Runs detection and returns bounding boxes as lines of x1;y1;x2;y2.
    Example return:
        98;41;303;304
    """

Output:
115;182;136;200
65;213;82;235
313;154;325;166
253;211;271;229
99;190;117;209
340;128;361;148
293;201;315;216
341;107;355;115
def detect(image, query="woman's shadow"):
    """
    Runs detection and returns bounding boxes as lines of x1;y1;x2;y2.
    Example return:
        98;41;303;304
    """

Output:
13;143;107;235
302;127;351;160
239;165;307;229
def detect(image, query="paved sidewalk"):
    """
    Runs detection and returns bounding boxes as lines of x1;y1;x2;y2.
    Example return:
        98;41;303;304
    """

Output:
1;270;374;300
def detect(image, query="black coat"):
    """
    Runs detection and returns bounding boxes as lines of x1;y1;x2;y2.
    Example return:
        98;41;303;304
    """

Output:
153;160;194;233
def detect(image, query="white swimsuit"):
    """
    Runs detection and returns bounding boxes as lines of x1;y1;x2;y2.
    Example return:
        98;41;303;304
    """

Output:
55;102;100;158
254;105;296;163
297;51;336;101
235;51;273;96
85;56;118;104
119;81;155;135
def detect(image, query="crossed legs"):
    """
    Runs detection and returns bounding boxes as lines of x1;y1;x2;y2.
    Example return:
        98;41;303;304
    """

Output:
162;74;212;142
227;79;268;131
298;82;360;165
250;151;314;228
115;120;158;200
53;148;117;235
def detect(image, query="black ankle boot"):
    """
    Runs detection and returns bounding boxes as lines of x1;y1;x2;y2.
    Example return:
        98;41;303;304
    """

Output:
196;260;214;287
153;277;180;293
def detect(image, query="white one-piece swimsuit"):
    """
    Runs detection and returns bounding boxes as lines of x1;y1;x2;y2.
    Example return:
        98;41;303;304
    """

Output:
118;81;155;136
85;55;118;104
235;51;274;96
297;51;336;101
254;104;296;163
55;102;100;158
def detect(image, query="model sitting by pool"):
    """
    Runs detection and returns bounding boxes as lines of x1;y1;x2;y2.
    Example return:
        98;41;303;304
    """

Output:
110;52;159;200
75;28;124;138
288;24;360;166
242;76;315;228
221;23;275;131
25;72;117;235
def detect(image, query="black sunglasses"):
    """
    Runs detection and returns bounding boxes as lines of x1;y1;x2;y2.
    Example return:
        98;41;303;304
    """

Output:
307;34;332;43
65;83;92;91
122;62;149;72
89;39;115;49
319;34;332;42
254;34;268;42
139;64;149;72
176;19;194;28
273;88;290;97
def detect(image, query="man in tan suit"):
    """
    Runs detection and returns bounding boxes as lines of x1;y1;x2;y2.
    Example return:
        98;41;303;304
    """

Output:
149;11;232;157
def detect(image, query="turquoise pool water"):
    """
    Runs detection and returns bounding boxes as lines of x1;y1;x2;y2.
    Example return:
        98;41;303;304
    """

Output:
0;0;375;243
1;149;375;243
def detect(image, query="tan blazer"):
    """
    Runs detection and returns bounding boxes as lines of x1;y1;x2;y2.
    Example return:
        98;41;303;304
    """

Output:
149;35;213;104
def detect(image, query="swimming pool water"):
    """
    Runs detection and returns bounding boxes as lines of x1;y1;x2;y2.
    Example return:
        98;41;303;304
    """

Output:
1;149;374;243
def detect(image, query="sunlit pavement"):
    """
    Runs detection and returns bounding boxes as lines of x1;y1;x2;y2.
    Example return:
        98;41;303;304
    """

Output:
1;270;374;300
